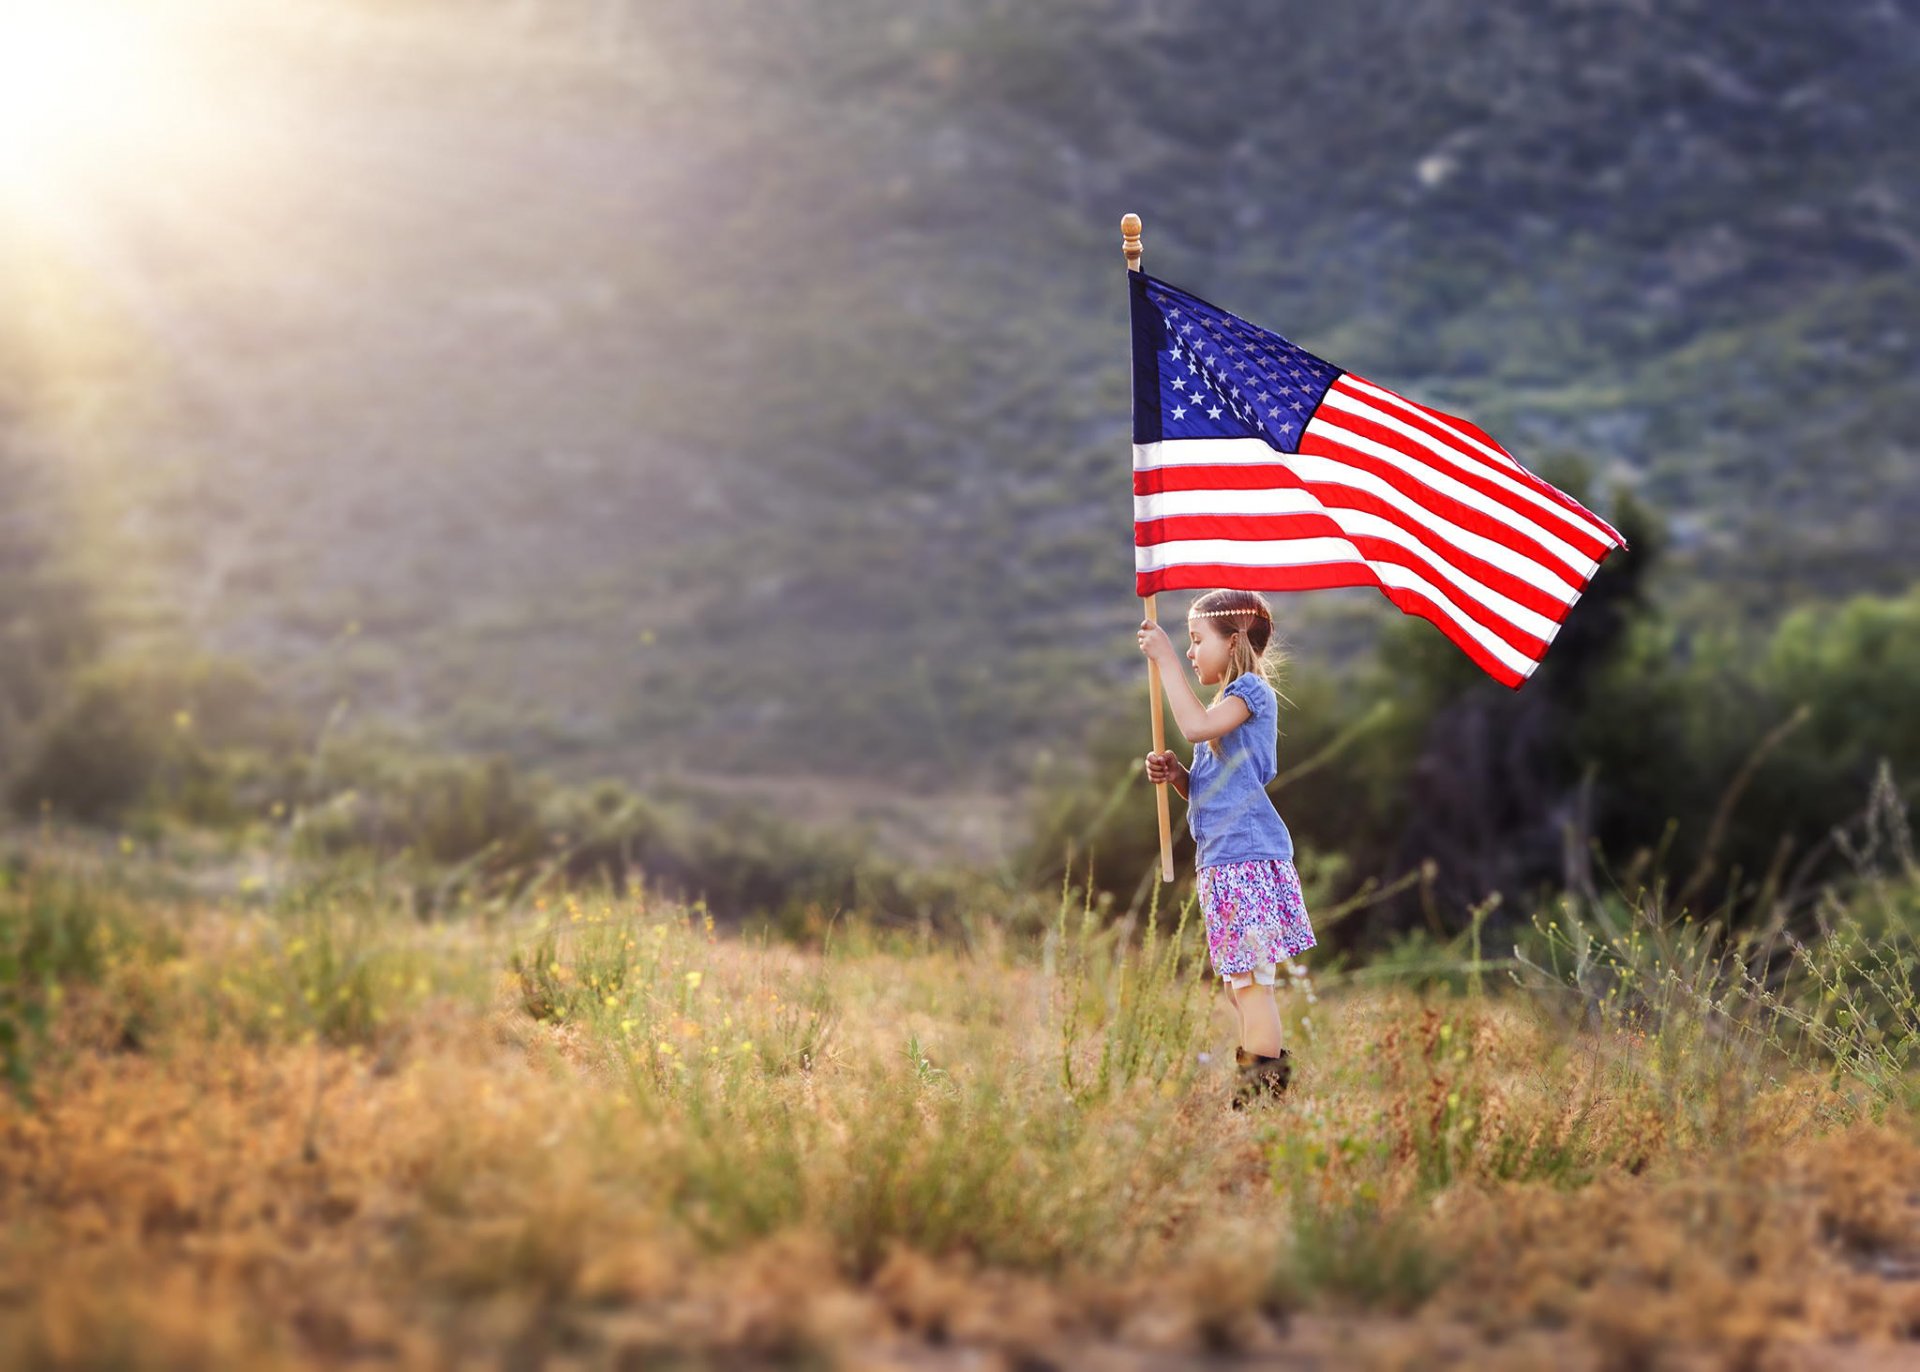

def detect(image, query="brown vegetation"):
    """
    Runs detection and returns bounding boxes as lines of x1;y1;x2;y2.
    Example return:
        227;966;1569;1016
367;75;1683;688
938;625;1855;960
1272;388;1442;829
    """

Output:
4;839;1920;1370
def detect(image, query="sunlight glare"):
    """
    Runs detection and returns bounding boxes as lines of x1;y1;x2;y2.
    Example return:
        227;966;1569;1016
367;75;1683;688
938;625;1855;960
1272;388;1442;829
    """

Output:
0;0;190;190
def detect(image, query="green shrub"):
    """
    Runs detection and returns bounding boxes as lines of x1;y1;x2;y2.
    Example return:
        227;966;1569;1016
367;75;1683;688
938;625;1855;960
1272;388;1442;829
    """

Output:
0;862;183;1103
7;656;297;825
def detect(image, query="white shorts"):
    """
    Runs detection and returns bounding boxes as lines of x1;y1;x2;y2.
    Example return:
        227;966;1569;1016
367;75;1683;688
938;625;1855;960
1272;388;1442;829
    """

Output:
1224;961;1279;990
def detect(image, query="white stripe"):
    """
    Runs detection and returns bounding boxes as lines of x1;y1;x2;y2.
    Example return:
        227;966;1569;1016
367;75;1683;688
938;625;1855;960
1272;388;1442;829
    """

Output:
1134;488;1321;521
1138;538;1539;677
1134;438;1281;470
1146;437;1586;601
1307;416;1596;578
1136;498;1560;643
1316;387;1601;546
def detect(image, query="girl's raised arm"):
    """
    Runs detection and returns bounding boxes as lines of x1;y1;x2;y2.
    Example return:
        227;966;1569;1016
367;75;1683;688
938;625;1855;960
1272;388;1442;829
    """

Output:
1136;620;1253;743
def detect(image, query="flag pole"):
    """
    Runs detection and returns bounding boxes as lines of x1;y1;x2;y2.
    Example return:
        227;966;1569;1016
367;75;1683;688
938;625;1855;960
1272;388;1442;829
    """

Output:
1123;212;1176;884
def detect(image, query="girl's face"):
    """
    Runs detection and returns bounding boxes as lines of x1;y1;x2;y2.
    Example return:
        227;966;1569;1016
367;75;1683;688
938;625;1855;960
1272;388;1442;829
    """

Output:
1185;617;1236;686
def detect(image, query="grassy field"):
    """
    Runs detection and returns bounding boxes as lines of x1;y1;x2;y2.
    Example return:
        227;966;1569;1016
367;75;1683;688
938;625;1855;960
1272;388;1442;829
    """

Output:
5;823;1920;1371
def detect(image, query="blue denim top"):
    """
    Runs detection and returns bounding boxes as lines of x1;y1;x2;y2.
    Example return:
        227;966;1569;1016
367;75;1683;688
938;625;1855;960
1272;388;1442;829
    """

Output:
1186;673;1294;870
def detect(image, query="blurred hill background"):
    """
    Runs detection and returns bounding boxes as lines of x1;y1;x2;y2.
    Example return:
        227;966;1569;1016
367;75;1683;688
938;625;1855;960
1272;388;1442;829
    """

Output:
2;0;1917;883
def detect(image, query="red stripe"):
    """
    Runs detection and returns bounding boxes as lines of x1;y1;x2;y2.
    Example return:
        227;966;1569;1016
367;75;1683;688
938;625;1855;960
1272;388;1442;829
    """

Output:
1317;407;1611;560
1137;464;1306;495
1136;562;1532;690
1135;513;1554;659
1346;377;1627;547
1134;511;1345;547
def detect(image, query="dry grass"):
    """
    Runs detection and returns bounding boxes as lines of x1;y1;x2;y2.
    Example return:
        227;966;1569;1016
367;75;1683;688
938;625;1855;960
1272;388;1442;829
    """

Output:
4;844;1920;1371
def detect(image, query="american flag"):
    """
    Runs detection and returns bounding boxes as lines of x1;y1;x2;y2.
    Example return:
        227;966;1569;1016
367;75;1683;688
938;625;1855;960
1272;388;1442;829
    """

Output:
1129;270;1629;689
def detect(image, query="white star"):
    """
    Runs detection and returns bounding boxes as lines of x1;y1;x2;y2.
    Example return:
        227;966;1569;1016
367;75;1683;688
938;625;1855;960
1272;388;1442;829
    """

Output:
1171;404;1188;420
1208;405;1223;420
1172;377;1187;391
1267;406;1281;418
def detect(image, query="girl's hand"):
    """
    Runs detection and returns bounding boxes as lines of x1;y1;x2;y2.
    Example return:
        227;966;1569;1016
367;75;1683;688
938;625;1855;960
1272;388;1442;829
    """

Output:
1143;749;1189;799
1143;750;1185;785
1136;619;1179;666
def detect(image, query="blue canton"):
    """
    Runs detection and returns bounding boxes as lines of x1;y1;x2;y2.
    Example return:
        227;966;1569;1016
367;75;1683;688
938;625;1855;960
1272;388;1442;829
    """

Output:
1129;270;1342;453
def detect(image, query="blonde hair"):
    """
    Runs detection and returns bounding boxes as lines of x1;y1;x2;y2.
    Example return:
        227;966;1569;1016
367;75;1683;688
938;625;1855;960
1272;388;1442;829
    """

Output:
1188;588;1290;760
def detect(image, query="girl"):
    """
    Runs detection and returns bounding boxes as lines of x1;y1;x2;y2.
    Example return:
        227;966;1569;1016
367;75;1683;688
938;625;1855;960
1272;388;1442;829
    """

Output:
1136;588;1316;1109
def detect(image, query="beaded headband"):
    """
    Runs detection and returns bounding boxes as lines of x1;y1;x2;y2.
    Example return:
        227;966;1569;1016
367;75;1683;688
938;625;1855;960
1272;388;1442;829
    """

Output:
1188;606;1271;620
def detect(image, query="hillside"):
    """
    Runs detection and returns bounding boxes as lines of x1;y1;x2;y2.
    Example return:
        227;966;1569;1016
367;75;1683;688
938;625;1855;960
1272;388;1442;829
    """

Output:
4;0;1916;809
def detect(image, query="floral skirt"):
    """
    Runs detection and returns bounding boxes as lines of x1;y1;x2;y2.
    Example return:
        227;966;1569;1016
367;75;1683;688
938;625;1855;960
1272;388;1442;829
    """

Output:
1196;858;1316;977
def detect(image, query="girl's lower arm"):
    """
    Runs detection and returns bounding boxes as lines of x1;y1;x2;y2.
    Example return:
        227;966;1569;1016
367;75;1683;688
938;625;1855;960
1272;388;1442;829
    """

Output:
1162;670;1211;742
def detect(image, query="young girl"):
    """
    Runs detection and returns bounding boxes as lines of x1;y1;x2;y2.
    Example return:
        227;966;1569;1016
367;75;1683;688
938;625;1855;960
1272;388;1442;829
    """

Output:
1136;588;1316;1109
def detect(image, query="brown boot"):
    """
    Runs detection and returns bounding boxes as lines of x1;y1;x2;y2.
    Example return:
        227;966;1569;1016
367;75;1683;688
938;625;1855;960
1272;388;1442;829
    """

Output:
1230;1048;1293;1110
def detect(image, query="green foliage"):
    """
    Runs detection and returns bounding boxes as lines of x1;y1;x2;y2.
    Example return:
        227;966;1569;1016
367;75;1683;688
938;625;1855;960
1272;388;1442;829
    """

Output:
1727;767;1920;1113
293;750;547;871
1744;586;1920;846
1506;763;1920;1130
0;860;183;1103
7;656;299;827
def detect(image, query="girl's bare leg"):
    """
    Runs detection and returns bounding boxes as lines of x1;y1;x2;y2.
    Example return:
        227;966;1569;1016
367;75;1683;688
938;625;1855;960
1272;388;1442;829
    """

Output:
1222;981;1244;1047
1233;983;1284;1057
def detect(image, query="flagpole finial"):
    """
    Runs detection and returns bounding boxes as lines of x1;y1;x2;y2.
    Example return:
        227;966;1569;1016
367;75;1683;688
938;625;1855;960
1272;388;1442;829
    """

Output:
1121;213;1143;271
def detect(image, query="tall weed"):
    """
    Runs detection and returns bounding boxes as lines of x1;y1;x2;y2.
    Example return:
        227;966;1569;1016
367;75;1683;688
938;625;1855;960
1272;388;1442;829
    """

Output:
1048;874;1211;1100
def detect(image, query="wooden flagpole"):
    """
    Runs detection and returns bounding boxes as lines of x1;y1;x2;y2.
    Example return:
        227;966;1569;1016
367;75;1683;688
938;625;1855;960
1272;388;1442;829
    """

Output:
1123;213;1176;883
